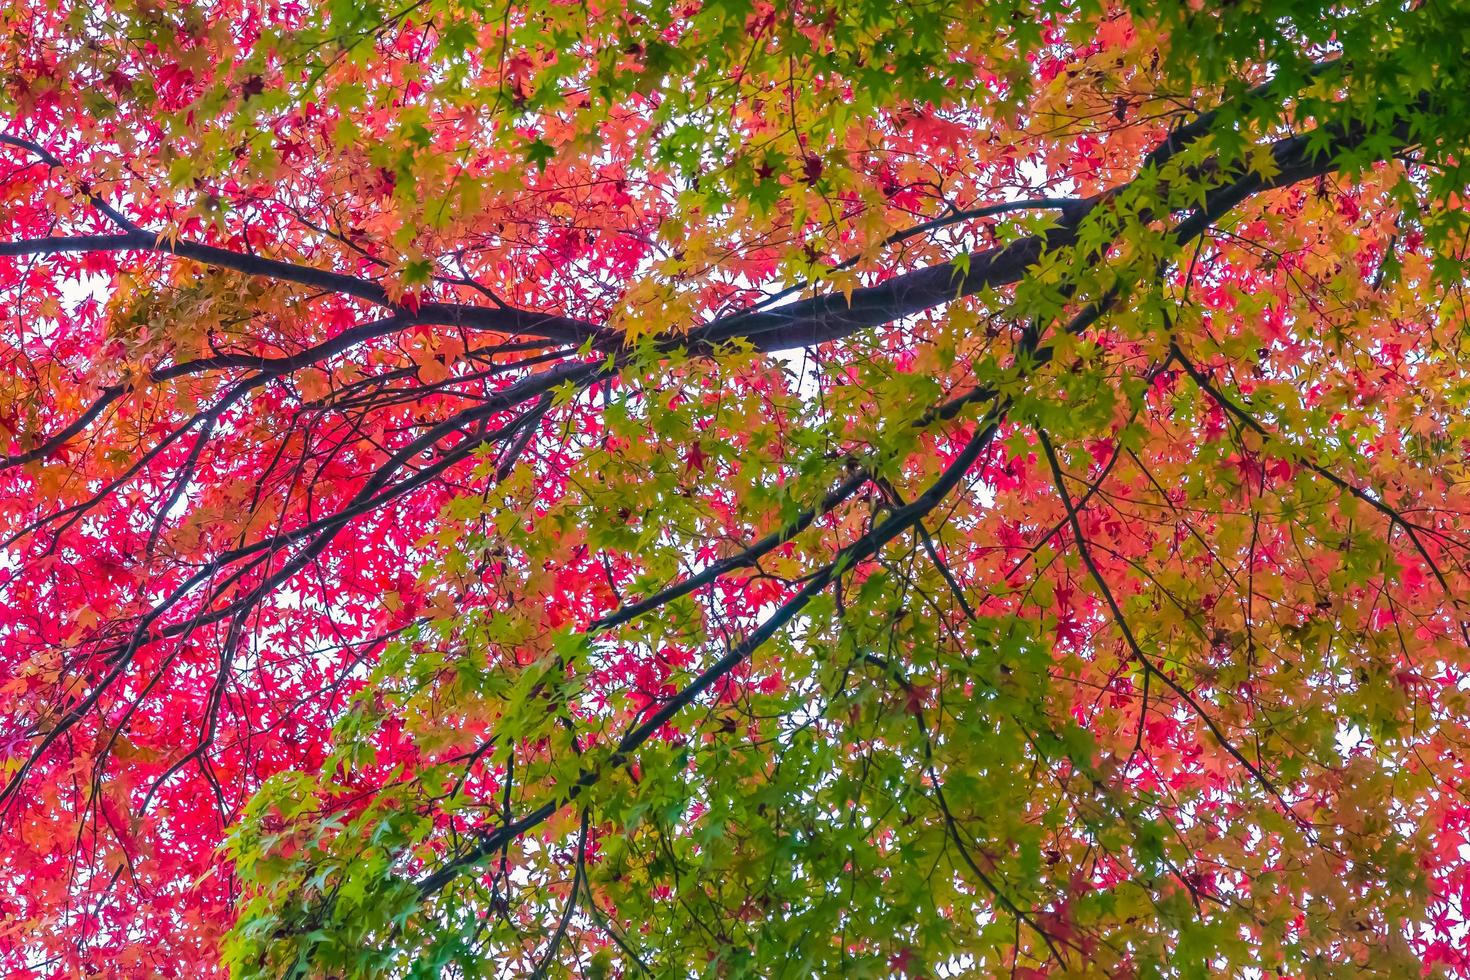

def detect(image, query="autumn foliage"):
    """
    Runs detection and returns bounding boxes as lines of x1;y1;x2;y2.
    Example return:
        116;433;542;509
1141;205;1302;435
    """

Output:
3;0;1470;976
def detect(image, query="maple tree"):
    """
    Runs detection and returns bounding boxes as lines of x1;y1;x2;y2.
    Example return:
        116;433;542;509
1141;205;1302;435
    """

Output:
2;0;1470;975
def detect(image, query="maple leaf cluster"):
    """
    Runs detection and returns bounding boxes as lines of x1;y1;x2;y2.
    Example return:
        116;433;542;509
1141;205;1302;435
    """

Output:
1;0;1470;977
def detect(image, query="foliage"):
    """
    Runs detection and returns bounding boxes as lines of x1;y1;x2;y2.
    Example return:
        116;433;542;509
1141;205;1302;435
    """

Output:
2;0;1470;976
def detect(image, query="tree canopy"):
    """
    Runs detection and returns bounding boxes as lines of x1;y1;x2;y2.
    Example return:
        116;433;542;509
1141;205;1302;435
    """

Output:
3;0;1470;975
